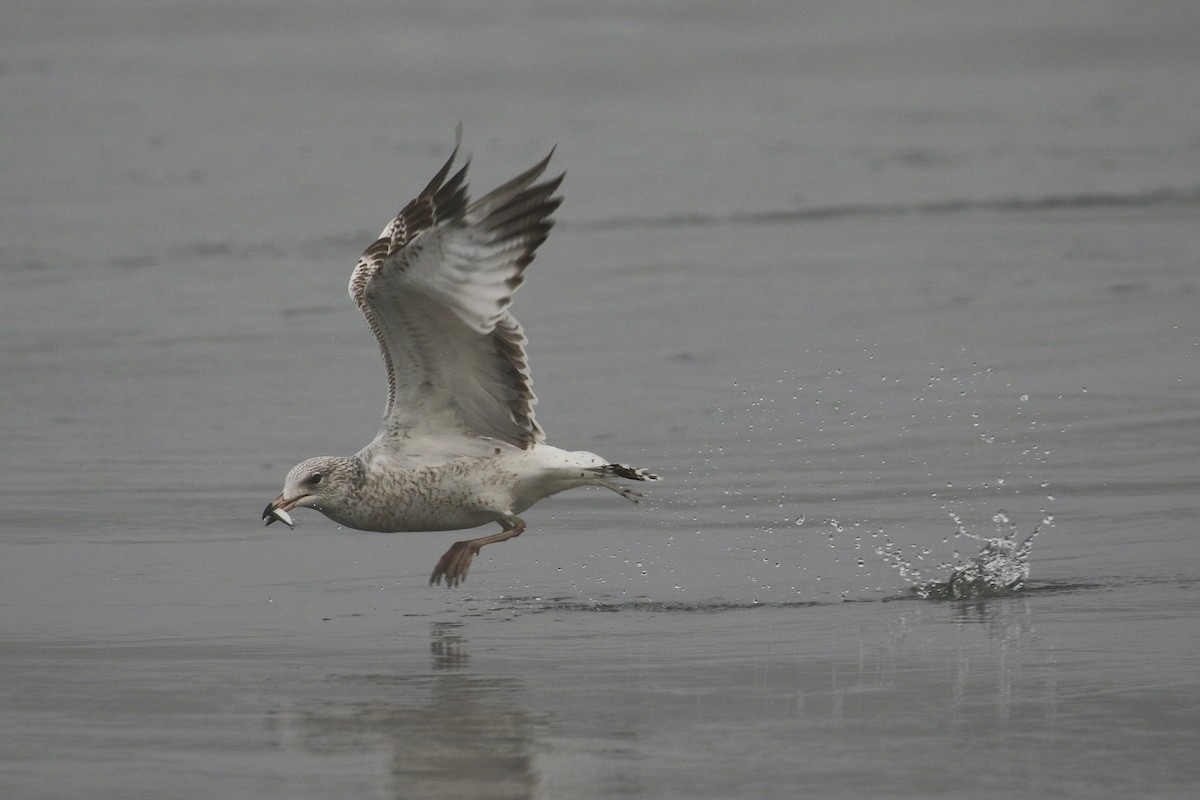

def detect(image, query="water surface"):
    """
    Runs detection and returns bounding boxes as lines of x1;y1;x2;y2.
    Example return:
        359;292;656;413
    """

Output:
3;1;1199;797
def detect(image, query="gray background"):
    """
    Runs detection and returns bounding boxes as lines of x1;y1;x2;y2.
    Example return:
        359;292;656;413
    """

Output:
3;1;1199;797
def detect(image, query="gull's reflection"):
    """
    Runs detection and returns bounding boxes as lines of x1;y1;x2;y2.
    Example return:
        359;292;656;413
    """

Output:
430;620;471;671
284;622;537;800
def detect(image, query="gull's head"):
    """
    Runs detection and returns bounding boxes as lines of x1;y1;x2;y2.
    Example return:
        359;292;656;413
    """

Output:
263;456;357;529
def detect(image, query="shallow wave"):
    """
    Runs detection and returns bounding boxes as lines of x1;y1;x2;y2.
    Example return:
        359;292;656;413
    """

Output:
489;575;1184;613
493;596;826;614
572;184;1200;231
96;186;1200;269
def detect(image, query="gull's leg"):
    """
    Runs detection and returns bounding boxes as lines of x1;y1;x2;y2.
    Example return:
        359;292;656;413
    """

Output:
430;517;527;587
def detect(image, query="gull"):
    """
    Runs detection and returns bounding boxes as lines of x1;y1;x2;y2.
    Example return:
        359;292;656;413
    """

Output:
263;134;658;586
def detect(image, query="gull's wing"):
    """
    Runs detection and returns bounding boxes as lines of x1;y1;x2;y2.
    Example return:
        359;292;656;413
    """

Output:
349;141;563;452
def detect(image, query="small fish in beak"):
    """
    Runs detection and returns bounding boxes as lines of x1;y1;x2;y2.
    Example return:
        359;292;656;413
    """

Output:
262;503;296;529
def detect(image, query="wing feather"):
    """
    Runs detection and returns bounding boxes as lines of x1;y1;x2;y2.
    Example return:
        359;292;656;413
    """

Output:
348;139;562;452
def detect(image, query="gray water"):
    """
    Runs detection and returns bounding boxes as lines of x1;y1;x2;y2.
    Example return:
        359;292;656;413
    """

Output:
3;1;1199;797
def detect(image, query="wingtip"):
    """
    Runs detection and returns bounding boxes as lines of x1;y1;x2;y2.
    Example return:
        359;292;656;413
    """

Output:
533;144;557;176
419;127;469;199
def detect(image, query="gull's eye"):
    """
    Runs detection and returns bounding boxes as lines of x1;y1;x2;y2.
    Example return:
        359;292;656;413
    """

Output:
307;473;323;486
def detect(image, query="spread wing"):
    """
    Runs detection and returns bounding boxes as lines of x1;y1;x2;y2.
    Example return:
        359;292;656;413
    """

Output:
348;139;563;452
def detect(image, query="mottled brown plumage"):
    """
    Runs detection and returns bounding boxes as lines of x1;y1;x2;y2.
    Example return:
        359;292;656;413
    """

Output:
264;134;657;586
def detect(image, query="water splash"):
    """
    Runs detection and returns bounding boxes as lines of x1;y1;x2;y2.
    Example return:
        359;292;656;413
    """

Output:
877;511;1050;599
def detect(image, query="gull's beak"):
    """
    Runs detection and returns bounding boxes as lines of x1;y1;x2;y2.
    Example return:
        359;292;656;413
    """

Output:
262;494;297;529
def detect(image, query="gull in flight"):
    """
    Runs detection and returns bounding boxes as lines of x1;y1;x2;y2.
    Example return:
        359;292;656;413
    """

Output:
263;134;658;586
